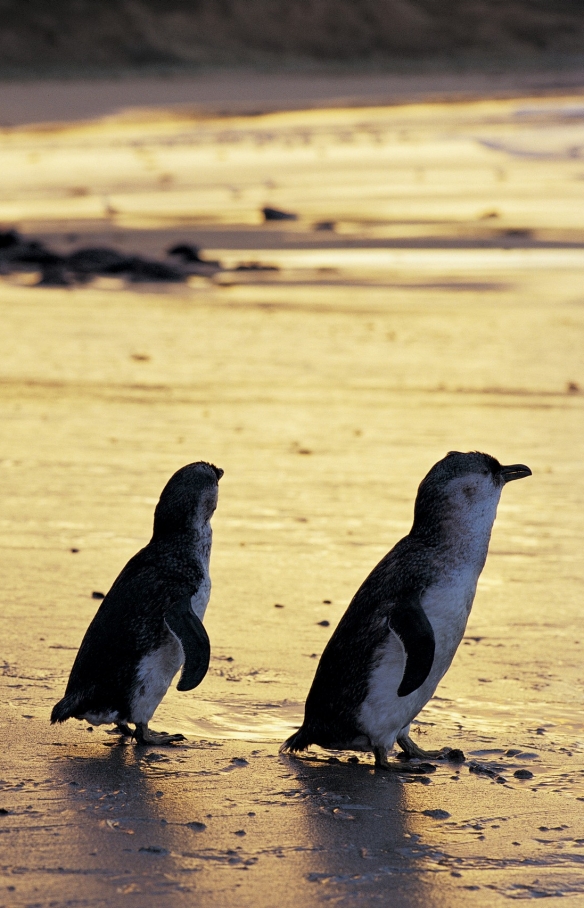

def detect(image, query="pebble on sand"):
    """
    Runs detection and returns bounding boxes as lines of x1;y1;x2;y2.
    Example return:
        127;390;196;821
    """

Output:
422;809;451;819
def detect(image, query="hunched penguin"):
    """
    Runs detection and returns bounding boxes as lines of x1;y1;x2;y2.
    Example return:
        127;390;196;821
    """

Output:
51;461;223;745
281;451;531;770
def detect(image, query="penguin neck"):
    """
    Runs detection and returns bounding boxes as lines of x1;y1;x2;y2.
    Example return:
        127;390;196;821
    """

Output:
191;519;212;567
410;496;500;572
152;520;212;568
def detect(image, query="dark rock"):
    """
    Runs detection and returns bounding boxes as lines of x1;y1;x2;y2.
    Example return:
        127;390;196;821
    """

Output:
126;258;184;282
38;264;72;286
262;206;298;221
143;752;169;763
317;620;330;627
444;748;465;763
167;244;221;268
503;228;532;239
0;229;20;249
0;232;207;286
8;241;63;266
513;769;534;779
167;243;204;262
67;248;184;282
91;591;105;600
468;761;499;778
233;261;279;271
422;808;450;819
67;247;130;274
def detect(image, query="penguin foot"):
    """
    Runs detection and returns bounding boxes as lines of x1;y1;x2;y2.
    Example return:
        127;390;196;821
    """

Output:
116;723;133;737
396;734;464;762
374;746;436;774
134;723;186;746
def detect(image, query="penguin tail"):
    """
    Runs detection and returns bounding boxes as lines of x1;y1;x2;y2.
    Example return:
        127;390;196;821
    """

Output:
280;725;311;754
51;694;78;724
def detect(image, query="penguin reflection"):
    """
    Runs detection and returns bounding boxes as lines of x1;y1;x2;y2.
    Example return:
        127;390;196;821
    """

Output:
282;451;531;770
52;461;223;744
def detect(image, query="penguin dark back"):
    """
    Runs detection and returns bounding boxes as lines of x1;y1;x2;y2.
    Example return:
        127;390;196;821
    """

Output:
51;460;223;746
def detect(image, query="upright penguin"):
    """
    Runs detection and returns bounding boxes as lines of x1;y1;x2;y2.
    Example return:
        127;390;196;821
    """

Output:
282;451;531;770
51;461;223;744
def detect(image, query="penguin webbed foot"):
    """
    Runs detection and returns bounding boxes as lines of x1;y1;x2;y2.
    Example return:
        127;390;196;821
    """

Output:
116;722;133;737
397;733;465;763
374;746;436;774
134;722;186;746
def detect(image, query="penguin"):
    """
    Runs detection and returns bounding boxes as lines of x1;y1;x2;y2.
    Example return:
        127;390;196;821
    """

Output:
51;461;223;745
281;451;531;771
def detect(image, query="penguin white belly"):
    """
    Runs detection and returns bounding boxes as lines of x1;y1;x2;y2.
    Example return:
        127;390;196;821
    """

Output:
78;707;121;726
358;570;478;751
131;634;184;725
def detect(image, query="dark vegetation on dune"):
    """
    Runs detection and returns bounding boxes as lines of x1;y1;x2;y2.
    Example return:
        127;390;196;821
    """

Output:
0;1;584;74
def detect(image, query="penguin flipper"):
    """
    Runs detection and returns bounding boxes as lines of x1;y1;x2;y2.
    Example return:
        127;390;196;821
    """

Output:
164;598;211;692
388;591;435;697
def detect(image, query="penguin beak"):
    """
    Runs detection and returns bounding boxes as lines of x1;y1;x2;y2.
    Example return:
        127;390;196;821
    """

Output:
501;464;532;483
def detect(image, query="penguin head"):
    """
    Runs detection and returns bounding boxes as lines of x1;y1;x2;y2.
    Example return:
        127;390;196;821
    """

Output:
412;451;531;539
152;461;223;539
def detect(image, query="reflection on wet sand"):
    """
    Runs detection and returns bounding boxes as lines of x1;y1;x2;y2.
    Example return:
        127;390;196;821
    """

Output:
287;759;421;903
178;697;304;743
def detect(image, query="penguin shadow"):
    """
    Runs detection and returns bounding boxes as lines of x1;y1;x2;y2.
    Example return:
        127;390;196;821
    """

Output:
50;740;181;853
283;752;433;895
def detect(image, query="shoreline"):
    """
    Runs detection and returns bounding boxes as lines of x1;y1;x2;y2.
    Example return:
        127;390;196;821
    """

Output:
0;67;584;128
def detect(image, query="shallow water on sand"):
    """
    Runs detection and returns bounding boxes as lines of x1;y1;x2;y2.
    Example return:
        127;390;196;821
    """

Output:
1;93;584;906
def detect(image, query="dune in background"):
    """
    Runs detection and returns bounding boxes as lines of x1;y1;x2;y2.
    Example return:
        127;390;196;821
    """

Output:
1;0;584;76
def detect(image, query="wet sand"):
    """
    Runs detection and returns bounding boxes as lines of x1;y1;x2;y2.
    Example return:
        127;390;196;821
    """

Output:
1;87;584;906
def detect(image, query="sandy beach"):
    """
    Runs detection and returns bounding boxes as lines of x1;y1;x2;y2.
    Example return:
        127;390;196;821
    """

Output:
1;78;584;906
